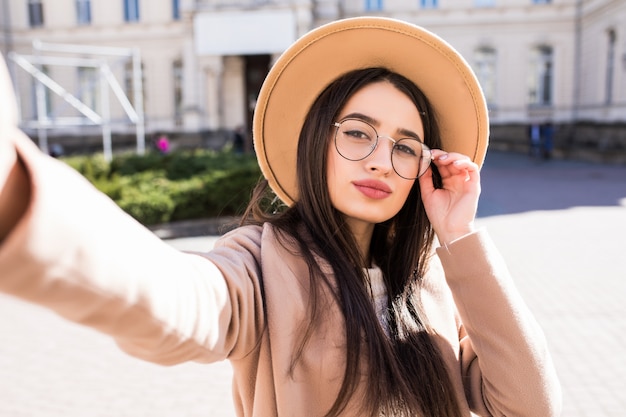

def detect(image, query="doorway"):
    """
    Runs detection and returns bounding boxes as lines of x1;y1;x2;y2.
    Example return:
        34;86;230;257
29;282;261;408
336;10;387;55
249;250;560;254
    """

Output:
244;54;270;152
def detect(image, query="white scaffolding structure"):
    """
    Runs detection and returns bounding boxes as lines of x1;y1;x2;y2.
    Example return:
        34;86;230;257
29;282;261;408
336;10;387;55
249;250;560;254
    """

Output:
9;41;145;161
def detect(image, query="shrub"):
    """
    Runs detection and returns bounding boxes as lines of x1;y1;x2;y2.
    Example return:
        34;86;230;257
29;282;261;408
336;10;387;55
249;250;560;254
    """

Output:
63;154;110;181
117;187;176;225
60;149;262;225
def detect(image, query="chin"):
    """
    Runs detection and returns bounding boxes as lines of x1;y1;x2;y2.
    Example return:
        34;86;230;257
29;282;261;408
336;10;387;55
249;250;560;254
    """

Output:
353;212;394;225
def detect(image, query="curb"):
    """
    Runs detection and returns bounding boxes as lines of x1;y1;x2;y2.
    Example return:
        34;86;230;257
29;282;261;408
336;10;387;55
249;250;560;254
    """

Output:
148;217;240;240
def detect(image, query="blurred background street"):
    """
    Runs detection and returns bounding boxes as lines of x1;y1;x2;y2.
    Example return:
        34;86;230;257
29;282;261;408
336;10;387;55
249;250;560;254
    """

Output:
0;150;624;416
3;1;626;415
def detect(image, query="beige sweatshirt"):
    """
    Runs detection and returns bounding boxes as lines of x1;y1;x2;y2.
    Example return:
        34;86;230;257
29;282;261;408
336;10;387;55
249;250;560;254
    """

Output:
0;53;560;417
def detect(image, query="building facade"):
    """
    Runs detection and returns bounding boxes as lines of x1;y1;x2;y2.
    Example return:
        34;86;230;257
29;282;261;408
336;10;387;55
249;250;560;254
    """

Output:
1;0;625;160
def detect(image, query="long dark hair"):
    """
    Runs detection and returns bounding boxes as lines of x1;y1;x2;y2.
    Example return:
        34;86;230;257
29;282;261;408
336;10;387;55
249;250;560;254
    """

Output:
242;68;461;417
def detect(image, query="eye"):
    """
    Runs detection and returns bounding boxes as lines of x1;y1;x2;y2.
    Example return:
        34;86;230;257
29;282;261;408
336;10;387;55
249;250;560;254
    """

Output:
394;139;422;157
339;119;376;143
343;128;373;142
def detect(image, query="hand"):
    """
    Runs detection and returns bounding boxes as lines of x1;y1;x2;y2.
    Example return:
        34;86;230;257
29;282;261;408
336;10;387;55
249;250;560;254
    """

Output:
418;150;481;246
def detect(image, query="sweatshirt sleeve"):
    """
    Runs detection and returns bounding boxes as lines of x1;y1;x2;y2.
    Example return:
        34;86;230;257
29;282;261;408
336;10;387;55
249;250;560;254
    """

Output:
436;230;562;417
0;130;265;366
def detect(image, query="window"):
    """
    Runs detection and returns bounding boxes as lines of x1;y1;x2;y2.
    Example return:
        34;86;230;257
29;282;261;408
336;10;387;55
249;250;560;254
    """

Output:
124;0;140;22
28;0;44;27
76;0;92;25
605;29;616;105
33;65;52;118
173;59;183;126
365;0;383;11
528;46;553;106
420;0;438;8
474;47;497;107
78;67;100;114
475;0;495;6
173;0;180;20
532;0;552;4
124;60;145;107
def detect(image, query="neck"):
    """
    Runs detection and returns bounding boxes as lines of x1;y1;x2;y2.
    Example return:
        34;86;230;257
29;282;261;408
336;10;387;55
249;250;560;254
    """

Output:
345;218;375;267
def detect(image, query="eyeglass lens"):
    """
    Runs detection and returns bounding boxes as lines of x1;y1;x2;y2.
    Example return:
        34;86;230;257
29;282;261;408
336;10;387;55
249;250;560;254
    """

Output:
334;119;431;179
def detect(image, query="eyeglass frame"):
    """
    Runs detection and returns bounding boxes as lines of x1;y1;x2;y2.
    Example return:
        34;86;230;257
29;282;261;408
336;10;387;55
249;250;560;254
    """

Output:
331;118;434;180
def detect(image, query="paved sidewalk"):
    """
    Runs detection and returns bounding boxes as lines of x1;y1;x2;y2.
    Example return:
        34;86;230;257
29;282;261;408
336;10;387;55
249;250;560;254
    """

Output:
477;151;626;417
0;150;625;416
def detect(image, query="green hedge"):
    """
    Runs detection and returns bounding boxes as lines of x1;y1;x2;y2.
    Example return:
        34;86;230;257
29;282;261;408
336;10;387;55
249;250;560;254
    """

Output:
62;149;262;225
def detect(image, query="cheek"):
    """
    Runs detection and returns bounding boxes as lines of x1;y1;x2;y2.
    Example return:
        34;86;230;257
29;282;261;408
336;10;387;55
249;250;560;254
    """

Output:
396;180;416;207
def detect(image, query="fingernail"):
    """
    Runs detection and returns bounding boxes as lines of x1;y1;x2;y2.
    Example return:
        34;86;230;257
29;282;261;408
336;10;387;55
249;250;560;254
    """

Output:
439;153;448;160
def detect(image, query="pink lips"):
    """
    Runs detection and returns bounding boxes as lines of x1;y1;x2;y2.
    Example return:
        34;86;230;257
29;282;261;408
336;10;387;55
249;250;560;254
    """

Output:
352;179;392;199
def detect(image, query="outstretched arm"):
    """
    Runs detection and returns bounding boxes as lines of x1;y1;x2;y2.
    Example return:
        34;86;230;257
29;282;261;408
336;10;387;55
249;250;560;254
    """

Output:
0;140;30;243
0;56;263;366
0;53;30;243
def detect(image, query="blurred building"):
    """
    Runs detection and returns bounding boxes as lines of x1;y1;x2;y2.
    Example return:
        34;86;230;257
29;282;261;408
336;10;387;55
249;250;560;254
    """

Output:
1;0;625;160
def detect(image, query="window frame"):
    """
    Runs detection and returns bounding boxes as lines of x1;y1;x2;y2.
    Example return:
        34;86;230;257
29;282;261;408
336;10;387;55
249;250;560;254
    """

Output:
173;59;183;126
124;0;140;22
528;45;554;107
76;0;92;25
77;66;100;114
474;46;498;108
173;0;181;20
364;0;383;12
474;0;495;7
28;0;44;28
32;65;52;118
605;29;616;105
420;0;438;8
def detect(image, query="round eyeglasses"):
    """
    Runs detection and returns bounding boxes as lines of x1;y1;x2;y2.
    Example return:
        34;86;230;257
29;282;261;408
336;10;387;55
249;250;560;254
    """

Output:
332;118;433;179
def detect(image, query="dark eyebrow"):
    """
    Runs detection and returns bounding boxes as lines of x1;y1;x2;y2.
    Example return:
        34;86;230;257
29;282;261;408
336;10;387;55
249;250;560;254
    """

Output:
342;112;378;126
341;112;423;141
396;127;422;141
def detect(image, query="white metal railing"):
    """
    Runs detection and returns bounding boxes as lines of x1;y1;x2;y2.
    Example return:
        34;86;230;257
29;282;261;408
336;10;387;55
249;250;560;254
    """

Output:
9;41;145;161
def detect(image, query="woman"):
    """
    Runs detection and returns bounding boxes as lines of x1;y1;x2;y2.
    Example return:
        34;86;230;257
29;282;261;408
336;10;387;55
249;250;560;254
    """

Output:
0;17;560;417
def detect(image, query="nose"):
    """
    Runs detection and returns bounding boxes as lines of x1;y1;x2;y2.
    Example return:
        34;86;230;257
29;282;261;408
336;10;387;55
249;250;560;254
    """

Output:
365;136;394;174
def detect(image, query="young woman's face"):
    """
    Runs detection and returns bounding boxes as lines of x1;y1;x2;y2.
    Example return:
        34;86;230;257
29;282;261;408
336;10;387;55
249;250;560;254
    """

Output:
327;81;425;232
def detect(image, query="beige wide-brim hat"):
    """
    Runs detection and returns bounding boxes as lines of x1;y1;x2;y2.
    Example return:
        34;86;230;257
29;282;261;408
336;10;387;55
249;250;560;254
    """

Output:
253;16;489;206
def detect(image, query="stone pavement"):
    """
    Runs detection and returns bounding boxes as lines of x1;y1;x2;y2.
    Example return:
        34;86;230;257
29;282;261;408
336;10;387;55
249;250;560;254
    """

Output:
0;150;625;416
477;151;626;417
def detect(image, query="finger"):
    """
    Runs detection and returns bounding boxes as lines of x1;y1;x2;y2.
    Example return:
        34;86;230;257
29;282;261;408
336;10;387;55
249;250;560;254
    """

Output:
433;160;466;181
451;159;479;175
418;162;436;194
433;152;471;167
435;153;478;174
465;162;481;188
